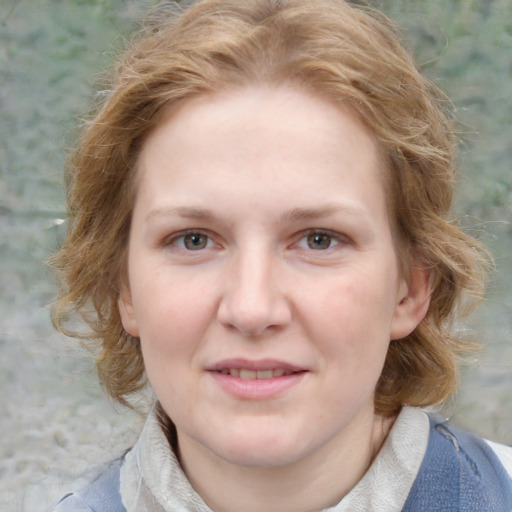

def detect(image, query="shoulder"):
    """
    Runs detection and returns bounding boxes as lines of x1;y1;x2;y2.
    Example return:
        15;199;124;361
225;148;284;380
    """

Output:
51;457;125;512
403;413;512;511
431;416;512;483
486;438;512;479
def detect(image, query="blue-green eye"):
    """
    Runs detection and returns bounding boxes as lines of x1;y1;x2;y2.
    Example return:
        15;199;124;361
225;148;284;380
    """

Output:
175;232;212;250
297;231;341;250
307;232;332;250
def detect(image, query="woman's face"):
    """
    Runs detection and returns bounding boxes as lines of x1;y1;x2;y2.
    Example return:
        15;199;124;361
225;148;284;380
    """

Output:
119;85;427;471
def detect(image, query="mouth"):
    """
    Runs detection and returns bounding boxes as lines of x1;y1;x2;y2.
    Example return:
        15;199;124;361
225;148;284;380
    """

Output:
207;359;307;381
207;360;307;399
217;368;299;380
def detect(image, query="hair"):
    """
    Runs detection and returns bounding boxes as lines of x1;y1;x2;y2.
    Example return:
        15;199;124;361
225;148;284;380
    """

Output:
51;0;490;414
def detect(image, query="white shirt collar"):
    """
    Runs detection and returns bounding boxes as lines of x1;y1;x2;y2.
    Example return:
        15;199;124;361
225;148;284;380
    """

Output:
120;406;430;512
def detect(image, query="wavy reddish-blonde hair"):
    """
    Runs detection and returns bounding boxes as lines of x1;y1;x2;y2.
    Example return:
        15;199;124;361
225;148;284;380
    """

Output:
51;0;490;414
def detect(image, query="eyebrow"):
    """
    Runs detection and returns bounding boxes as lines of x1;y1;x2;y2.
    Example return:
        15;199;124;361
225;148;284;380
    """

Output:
284;204;367;222
146;203;367;224
146;206;216;222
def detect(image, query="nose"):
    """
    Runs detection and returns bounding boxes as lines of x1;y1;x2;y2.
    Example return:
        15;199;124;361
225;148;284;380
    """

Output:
217;248;292;336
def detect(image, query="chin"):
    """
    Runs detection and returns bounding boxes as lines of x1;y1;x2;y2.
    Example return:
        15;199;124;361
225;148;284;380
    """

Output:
208;427;312;469
219;445;304;469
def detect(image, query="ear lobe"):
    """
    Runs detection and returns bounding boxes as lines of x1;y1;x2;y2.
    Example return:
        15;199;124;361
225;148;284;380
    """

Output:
118;286;140;338
390;267;431;341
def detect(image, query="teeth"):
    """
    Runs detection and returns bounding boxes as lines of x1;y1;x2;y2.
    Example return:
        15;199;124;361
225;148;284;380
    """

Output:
256;370;273;379
240;369;257;380
221;368;294;379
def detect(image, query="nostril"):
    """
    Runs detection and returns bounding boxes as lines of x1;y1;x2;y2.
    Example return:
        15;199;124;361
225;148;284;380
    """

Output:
216;268;292;335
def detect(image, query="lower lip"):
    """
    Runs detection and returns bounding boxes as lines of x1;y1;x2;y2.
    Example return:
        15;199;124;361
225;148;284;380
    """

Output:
208;371;306;399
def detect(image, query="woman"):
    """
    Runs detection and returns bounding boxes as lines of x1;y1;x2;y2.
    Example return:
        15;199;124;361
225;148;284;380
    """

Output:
52;0;512;510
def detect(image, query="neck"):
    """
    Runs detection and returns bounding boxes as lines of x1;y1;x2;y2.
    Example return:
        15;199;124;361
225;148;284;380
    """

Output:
176;410;396;512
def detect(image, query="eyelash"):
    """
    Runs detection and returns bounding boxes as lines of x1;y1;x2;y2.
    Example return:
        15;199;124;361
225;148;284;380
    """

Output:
293;229;348;252
163;229;349;253
163;230;216;251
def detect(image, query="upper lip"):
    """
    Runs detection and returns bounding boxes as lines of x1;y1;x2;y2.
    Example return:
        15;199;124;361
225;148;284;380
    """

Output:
207;358;306;373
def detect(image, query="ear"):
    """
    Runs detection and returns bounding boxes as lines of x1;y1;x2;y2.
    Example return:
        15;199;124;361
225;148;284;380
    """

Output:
118;283;140;338
390;267;431;340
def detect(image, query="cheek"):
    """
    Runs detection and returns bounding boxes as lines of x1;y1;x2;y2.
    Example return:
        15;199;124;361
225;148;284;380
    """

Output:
135;284;209;405
304;273;397;365
132;265;218;340
137;298;210;359
133;274;223;401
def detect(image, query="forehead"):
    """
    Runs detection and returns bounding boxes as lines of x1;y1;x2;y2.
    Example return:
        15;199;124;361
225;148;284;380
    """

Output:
140;85;386;175
135;85;393;228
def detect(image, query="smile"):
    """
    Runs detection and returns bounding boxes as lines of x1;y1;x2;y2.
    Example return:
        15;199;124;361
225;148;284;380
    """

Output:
218;368;296;379
207;359;307;399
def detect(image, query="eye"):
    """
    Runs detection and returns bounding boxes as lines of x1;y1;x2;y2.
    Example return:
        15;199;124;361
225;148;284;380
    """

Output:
171;231;214;250
296;230;341;251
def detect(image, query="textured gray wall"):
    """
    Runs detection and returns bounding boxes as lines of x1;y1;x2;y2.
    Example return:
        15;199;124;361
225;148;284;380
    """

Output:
1;1;511;510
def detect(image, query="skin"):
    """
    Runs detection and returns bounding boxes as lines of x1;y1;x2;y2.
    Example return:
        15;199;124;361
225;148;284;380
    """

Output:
119;85;430;512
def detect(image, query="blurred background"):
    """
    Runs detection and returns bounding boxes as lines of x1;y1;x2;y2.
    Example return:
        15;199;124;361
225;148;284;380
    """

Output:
1;0;511;510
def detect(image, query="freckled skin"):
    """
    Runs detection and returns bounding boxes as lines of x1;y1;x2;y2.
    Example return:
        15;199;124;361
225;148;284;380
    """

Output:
118;85;429;511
